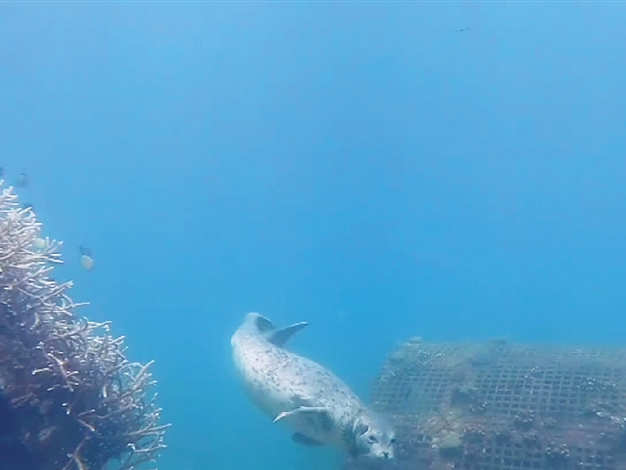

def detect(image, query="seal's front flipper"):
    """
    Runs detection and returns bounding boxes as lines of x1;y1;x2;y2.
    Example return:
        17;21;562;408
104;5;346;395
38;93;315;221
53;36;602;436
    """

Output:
268;322;308;347
273;406;328;423
274;406;335;434
292;433;323;447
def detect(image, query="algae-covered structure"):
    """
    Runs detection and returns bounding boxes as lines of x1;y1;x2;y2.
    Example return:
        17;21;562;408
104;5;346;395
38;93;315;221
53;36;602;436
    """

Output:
0;185;167;470
345;337;626;470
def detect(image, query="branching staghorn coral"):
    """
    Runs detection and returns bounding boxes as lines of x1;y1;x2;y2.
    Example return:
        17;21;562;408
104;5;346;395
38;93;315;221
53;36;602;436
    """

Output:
0;184;168;470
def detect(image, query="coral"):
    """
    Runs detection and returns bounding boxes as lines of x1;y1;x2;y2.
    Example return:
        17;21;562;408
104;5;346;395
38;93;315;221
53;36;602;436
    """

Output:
0;185;168;470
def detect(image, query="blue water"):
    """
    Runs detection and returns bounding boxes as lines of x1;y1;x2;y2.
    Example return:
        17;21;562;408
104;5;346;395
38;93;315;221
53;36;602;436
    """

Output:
1;3;626;470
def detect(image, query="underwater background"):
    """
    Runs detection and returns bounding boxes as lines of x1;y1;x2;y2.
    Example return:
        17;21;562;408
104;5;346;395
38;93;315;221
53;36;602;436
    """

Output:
1;3;625;470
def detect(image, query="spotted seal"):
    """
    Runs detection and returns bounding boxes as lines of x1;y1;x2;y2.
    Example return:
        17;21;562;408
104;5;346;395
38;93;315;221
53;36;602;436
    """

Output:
231;312;395;459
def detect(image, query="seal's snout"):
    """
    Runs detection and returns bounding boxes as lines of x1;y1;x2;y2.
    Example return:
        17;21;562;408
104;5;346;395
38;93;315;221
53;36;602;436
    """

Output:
352;414;396;460
377;445;394;460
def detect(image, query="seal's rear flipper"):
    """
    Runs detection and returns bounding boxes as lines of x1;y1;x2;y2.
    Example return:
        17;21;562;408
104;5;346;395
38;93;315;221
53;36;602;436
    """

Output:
292;433;323;446
247;313;308;347
268;322;308;347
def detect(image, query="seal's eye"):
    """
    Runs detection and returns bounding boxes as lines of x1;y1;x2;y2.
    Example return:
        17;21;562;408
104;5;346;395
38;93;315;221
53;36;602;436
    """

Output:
368;435;378;443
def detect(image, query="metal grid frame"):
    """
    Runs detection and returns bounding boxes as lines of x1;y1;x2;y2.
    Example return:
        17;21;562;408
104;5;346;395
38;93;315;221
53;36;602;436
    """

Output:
366;340;626;470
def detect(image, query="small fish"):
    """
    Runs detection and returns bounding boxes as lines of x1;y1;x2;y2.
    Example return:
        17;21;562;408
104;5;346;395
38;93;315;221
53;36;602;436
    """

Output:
459;28;471;32
79;246;94;271
79;245;92;257
80;254;94;271
16;173;28;188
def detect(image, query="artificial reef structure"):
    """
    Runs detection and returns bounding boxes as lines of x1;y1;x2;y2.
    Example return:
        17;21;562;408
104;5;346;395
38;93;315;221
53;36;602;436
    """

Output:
0;185;167;470
344;337;626;470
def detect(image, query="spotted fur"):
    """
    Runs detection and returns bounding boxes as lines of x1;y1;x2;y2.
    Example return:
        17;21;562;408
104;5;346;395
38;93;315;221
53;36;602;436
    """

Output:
231;312;395;459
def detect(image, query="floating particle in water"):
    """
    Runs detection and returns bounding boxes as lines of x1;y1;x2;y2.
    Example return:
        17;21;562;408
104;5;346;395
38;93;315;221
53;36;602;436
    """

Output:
80;254;94;271
16;173;28;188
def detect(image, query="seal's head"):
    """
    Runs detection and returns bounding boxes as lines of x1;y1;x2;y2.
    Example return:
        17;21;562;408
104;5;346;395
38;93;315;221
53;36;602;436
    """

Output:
350;412;396;460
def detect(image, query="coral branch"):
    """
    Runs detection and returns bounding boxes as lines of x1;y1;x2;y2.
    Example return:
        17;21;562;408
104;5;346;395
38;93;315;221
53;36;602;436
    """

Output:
0;183;167;470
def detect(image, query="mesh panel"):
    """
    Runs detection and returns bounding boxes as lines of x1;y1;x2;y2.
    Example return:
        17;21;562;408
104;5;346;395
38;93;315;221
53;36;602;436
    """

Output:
364;339;626;470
